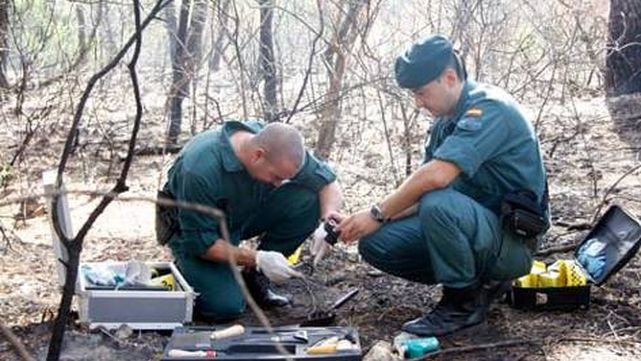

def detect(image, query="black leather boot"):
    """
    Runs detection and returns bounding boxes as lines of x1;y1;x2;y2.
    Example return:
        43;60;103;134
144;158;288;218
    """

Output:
402;284;487;337
242;268;290;308
483;280;511;305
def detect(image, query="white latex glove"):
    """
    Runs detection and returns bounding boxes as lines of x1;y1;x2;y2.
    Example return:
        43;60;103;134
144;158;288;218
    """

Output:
311;222;331;266
256;251;303;284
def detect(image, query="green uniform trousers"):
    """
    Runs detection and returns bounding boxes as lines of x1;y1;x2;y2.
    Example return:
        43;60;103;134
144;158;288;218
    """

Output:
170;183;320;320
359;188;533;288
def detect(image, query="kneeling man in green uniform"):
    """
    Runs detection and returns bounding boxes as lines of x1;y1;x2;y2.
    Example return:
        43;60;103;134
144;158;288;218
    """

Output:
156;120;342;321
337;34;550;336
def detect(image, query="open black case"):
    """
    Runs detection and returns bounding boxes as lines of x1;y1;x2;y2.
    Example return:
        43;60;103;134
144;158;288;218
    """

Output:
509;205;641;311
161;326;362;361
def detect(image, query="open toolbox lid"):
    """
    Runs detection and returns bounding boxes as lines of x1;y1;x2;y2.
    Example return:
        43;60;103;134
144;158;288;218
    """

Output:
574;205;641;286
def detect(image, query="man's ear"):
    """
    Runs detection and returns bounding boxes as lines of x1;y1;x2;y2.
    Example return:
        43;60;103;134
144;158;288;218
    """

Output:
444;68;458;86
250;147;267;163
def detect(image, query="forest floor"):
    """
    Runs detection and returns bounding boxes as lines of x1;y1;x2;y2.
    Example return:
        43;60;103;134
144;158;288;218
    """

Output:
1;90;641;360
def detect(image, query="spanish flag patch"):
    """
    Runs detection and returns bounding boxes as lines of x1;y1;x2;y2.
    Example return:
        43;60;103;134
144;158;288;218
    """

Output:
465;108;483;117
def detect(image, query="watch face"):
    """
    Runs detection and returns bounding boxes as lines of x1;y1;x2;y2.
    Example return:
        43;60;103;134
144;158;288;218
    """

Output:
370;205;384;222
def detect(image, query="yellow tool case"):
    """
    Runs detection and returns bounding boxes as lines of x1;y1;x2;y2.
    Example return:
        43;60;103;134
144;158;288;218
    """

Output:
509;205;641;311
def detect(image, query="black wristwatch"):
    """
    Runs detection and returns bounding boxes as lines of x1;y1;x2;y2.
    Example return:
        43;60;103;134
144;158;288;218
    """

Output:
369;204;387;223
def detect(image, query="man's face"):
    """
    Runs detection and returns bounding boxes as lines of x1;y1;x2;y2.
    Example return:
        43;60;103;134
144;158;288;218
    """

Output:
247;151;299;187
412;70;457;117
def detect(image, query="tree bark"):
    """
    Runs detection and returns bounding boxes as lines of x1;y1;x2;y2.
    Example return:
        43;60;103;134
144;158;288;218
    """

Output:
166;0;208;145
187;0;208;135
259;0;278;122
0;0;11;88
314;0;367;160
167;0;192;145
605;0;641;96
164;0;178;65
209;0;231;72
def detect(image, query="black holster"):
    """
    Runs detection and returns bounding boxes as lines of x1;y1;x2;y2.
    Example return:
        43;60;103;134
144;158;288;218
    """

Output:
501;189;547;242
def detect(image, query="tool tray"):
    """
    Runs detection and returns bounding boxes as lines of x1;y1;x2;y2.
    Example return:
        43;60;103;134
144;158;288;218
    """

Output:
509;205;641;311
161;326;362;360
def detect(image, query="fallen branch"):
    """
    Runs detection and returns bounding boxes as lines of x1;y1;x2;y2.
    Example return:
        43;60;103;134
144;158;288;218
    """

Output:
0;322;36;361
410;339;535;360
535;242;579;257
411;335;641;360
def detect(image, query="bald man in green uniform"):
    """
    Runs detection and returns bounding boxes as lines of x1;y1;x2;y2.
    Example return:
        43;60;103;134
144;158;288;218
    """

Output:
156;120;342;321
337;34;549;336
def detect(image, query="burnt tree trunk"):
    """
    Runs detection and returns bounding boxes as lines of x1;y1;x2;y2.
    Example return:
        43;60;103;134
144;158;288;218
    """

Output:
606;0;641;145
259;0;278;122
606;0;641;96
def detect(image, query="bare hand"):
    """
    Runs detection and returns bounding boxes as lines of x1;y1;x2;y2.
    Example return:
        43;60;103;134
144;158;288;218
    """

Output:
337;210;381;243
323;210;346;223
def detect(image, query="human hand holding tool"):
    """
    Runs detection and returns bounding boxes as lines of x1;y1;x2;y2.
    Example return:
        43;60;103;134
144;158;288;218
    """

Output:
311;218;341;266
337;209;382;243
256;251;304;283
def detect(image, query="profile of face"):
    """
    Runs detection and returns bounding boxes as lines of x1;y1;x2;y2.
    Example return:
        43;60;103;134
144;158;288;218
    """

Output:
412;69;458;117
247;149;299;187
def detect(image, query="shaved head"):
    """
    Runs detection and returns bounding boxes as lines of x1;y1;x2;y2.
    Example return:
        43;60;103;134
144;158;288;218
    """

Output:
251;122;306;171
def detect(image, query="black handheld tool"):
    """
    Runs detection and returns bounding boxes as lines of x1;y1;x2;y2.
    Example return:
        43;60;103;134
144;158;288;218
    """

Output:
323;219;340;245
301;288;360;327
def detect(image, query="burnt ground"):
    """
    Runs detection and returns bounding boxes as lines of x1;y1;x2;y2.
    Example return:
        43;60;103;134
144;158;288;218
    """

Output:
1;94;641;360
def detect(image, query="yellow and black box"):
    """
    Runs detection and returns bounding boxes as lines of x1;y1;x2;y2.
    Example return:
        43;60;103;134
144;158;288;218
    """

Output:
509;205;641;311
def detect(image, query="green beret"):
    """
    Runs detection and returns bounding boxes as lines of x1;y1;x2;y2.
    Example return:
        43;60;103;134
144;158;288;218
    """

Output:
394;34;454;89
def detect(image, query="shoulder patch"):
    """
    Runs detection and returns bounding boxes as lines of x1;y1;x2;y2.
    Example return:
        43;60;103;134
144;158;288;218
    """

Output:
457;117;482;131
465;108;483;117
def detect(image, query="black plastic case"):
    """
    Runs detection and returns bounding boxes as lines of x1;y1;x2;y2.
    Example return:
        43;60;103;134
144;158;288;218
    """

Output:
161;326;362;361
509;205;641;311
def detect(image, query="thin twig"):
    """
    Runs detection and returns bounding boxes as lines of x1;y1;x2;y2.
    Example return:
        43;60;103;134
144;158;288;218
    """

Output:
285;0;323;124
0;321;36;361
410;339;536;360
591;163;641;224
535;242;579;257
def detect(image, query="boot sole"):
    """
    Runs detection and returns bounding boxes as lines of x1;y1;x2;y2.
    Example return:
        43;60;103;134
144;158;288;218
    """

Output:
402;318;487;338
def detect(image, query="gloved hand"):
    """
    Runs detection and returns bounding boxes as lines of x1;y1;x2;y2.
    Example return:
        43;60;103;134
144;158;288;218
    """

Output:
311;220;340;266
311;222;331;266
256;250;303;284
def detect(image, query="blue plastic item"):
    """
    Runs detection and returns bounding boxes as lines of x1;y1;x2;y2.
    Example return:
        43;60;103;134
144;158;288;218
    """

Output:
405;337;439;358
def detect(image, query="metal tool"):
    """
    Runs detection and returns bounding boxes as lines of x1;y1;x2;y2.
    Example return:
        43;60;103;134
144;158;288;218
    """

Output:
242;330;308;344
301;287;359;327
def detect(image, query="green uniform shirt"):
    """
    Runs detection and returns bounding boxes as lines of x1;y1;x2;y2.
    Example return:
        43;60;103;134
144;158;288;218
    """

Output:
424;80;548;217
165;120;336;257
